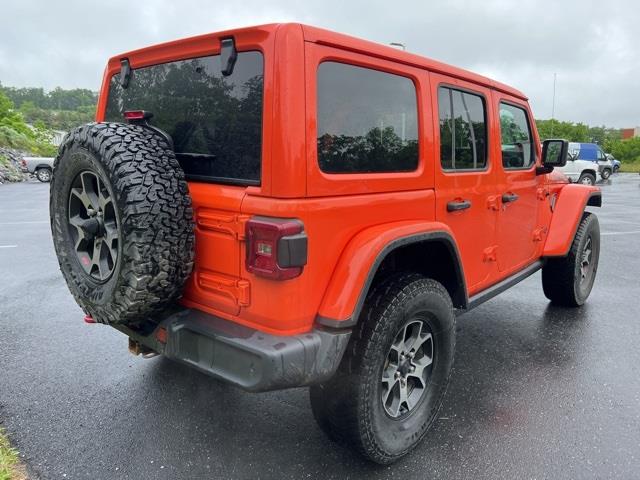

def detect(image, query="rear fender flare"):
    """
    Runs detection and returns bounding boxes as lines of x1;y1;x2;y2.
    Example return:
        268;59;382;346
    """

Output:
316;221;466;328
543;184;601;257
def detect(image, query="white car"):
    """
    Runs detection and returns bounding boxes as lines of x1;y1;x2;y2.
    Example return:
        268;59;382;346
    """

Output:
20;156;55;182
557;143;611;185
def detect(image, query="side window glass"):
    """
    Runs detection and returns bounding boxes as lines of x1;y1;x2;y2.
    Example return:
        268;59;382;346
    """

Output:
438;87;487;170
316;62;419;174
499;103;534;169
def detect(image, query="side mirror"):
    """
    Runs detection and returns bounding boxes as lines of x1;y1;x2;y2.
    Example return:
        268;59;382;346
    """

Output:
536;139;568;175
543;139;569;165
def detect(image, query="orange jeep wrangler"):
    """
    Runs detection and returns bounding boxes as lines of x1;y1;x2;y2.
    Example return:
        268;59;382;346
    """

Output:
49;23;601;464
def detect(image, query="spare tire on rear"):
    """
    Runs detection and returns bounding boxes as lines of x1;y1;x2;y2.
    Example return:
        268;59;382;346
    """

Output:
50;122;195;326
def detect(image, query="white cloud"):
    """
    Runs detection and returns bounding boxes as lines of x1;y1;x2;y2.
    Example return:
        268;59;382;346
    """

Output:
1;0;638;126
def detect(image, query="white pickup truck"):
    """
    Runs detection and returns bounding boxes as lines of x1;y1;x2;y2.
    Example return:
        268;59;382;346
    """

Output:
21;157;55;182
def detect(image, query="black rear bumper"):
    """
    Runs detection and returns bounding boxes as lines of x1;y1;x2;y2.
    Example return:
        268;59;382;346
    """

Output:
113;308;351;392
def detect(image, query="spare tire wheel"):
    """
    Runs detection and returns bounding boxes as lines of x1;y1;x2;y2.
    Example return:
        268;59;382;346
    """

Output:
50;122;195;326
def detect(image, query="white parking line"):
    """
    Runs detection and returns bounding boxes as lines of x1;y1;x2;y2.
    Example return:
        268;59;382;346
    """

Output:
0;221;48;225
602;230;640;236
0;245;18;248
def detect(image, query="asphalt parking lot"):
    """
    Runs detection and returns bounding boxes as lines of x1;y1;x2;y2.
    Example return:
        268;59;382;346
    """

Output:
1;174;640;479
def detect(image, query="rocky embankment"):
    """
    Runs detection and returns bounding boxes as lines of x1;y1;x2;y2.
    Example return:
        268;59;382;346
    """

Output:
0;147;28;184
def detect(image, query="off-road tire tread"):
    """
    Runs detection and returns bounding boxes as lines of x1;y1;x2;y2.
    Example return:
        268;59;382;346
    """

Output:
310;273;455;464
542;212;598;306
50;122;194;325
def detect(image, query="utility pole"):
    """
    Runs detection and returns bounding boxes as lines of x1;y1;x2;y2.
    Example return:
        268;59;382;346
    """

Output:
551;72;557;136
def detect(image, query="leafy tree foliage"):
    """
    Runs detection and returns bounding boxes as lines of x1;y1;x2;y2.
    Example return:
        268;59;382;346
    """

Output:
0;90;57;155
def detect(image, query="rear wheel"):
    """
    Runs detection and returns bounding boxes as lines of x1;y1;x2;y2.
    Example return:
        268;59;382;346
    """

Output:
36;167;52;182
578;172;596;185
310;274;455;464
542;212;600;306
613;165;620;174
50;123;195;325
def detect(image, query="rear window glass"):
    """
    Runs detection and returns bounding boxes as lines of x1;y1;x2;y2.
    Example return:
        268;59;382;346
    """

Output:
105;51;264;185
438;87;487;170
316;62;419;174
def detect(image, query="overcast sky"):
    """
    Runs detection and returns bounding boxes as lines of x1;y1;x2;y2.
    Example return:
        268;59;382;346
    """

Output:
1;0;638;127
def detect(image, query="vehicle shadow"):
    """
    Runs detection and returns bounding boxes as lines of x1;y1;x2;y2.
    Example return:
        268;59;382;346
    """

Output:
107;298;592;478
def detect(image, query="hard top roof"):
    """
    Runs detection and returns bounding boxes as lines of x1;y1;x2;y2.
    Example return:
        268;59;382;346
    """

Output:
109;23;527;101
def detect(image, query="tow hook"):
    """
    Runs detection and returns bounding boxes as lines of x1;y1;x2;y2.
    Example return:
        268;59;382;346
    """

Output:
128;338;159;359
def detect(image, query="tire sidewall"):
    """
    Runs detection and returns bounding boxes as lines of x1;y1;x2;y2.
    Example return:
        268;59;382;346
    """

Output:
362;283;455;458
579;173;595;185
51;145;123;311
573;215;600;304
37;168;51;182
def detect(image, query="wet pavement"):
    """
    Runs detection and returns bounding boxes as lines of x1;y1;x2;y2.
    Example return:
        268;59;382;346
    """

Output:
1;174;639;479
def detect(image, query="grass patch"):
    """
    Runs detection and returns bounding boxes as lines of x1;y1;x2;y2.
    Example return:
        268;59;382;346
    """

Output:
0;429;26;480
620;162;640;173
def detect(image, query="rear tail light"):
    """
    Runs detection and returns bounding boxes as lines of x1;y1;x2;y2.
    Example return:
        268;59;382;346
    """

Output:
246;217;308;280
21;159;27;167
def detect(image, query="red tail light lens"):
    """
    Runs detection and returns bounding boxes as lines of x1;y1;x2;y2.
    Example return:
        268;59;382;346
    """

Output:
246;217;308;280
123;110;153;122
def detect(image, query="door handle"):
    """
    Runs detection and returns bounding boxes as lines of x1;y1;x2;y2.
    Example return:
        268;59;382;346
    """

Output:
447;200;472;212
502;193;519;203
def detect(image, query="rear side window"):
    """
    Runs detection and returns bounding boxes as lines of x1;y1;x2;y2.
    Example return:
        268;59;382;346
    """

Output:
499;103;534;169
316;62;419;174
438;87;487;170
105;51;264;185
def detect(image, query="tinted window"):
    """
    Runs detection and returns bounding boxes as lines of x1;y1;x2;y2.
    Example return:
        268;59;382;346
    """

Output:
499;103;534;169
438;87;487;170
105;51;264;185
317;62;418;174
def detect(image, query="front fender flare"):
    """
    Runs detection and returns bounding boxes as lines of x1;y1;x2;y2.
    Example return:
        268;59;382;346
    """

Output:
543;184;601;257
316;221;466;328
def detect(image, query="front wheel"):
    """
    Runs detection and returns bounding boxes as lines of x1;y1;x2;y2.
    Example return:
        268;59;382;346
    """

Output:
578;172;596;185
310;274;455;464
600;168;611;180
542;212;600;306
36;167;52;182
613;165;620;174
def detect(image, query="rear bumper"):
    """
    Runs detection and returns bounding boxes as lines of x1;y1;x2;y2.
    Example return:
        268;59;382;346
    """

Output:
113;308;351;392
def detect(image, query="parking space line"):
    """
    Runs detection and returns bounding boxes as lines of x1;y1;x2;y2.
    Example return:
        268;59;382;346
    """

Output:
0;245;18;248
602;230;640;236
0;221;49;225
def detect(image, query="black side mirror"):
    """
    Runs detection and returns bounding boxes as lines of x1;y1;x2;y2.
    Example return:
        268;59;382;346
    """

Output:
543;139;569;166
536;139;568;175
220;37;237;77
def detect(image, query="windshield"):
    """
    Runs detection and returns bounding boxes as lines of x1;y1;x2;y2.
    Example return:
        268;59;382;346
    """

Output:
105;51;264;185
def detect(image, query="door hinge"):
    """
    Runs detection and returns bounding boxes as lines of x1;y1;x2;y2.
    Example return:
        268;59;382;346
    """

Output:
487;195;501;211
198;272;251;307
532;226;548;242
197;212;250;240
483;245;498;262
537;187;549;201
